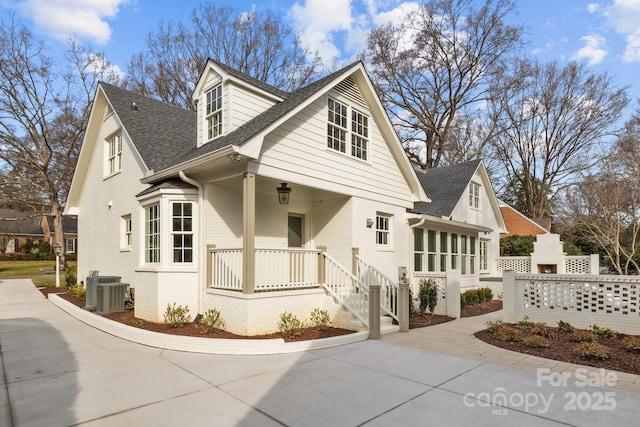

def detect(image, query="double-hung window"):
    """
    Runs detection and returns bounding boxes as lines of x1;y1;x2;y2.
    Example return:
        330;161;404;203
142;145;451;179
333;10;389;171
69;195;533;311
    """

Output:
451;233;458;270
376;214;391;246
479;240;489;272
414;228;424;271
427;230;437;272
122;215;132;249
328;98;369;160
439;232;448;272
206;85;223;140
470;236;476;275
351;109;368;160
327;98;347;153
461;235;468;275
172;202;193;263
145;204;160;263
107;133;122;175
469;182;480;209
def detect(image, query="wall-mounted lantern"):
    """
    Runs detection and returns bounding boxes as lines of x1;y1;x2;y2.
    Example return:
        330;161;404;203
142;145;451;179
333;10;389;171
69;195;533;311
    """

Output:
277;182;292;205
366;218;374;228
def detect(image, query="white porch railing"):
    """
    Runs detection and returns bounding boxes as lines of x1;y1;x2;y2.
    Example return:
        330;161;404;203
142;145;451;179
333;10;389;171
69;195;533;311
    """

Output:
323;253;369;326
209;248;320;291
356;256;398;322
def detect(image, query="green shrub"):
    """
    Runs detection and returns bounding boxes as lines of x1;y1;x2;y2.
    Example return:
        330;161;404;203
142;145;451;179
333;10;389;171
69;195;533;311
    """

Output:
531;322;556;338
198;308;225;334
516;316;535;330
418;279;438;314
278;312;303;338
622;336;640;353
591;324;617;338
575;342;609;360
460;287;493;308
163;303;190;328
66;284;86;299
309;308;331;331
557;320;574;333
571;329;596;342
64;267;77;288
409;288;416;318
522;335;551;348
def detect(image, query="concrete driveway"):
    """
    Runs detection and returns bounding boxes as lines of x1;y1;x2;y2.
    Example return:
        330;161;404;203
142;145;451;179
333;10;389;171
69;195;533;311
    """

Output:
1;278;639;426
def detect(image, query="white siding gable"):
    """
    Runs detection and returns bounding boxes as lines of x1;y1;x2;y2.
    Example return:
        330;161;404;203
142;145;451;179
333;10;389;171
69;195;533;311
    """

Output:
255;79;415;208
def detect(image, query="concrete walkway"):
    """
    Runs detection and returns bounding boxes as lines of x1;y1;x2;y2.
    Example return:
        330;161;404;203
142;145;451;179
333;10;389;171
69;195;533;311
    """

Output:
383;311;640;394
1;278;640;426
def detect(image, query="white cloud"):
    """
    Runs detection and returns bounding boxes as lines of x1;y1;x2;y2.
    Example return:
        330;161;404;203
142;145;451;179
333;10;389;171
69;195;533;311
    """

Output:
14;0;128;44
571;34;608;65
289;0;420;63
604;0;640;62
587;3;600;13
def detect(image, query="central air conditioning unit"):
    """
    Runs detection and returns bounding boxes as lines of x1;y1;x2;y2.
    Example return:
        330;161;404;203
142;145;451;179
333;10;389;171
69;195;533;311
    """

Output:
96;282;129;315
85;276;121;311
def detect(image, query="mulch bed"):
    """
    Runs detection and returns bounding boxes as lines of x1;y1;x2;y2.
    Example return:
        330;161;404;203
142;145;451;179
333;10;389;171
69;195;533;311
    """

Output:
475;326;640;375
39;288;355;342
409;313;455;328
461;299;502;317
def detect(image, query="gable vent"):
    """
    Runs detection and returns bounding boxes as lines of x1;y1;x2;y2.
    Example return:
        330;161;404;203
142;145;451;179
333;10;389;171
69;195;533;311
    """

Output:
104;104;114;121
334;77;366;107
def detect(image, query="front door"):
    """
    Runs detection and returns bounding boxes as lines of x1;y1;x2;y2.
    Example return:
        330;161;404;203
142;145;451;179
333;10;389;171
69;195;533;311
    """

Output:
288;214;306;284
288;214;304;248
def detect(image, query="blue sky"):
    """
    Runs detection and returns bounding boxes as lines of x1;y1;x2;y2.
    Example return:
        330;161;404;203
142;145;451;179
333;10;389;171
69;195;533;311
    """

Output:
2;0;640;102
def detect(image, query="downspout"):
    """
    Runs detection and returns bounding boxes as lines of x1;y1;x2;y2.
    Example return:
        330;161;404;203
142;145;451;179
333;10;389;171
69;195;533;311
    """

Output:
179;170;205;316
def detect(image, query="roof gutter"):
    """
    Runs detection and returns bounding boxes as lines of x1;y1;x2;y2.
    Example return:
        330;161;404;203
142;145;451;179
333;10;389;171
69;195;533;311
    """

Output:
408;214;493;233
142;145;240;184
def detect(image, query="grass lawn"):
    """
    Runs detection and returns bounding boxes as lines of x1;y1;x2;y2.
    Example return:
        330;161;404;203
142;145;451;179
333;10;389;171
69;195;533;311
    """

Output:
0;260;78;287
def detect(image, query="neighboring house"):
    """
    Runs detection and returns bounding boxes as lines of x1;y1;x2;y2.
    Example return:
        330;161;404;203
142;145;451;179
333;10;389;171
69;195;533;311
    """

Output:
0;209;77;254
65;60;505;334
498;201;550;238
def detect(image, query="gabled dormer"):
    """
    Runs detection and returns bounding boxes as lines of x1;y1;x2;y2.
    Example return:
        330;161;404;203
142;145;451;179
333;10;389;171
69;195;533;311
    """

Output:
192;60;287;148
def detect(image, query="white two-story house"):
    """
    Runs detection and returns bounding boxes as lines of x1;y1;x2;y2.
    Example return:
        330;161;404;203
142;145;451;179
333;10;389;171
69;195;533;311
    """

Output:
65;60;505;335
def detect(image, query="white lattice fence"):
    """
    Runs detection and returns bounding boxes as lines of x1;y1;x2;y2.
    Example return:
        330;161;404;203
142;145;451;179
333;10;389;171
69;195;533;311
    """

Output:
503;272;640;334
413;273;447;316
496;257;531;273
564;256;592;274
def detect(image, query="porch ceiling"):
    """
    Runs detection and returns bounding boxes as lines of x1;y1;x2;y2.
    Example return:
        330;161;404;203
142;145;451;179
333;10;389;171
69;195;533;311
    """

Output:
213;175;348;202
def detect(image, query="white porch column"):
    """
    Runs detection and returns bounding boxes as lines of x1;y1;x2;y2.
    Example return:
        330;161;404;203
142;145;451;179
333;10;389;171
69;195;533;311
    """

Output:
243;172;256;294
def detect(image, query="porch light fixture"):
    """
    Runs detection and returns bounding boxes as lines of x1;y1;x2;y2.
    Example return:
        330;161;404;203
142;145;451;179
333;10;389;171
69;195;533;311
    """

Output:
277;182;292;205
366;218;374;228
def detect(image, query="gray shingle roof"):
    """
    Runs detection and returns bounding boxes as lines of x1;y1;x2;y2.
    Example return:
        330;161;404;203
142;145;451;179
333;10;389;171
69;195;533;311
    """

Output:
210;60;289;100
45;215;78;234
0;208;44;236
170;61;361;167
136;179;198;197
411;159;482;217
101;62;360;176
100;82;196;172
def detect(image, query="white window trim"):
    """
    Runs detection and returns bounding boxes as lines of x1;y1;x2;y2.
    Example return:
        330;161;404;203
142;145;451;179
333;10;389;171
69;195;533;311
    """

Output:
105;132;122;177
376;213;392;248
171;201;194;265
144;204;160;264
205;84;223;141
327;96;370;163
469;182;480;209
479;240;489;273
121;214;132;251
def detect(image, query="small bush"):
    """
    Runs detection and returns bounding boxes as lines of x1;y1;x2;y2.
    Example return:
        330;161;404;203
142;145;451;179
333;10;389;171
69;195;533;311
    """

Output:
591;324;617;338
198;308;225;334
486;321;522;342
622;336;640;353
571;329;596;343
309;308;331;331
418;279;438;314
163;303;190;328
64;268;77;288
278;311;303;338
409;288;416;318
531;322;556;338
66;284;86;299
516;316;535;330
522;335;551;348
575;342;609;360
461;287;493;308
557;320;574;333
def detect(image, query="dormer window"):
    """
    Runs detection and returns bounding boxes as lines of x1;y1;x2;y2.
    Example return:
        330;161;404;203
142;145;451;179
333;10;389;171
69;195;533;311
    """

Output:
206;84;222;140
469;182;480;209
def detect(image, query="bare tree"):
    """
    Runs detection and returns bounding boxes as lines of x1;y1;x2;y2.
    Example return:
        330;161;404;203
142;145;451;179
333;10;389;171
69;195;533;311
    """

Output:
491;58;629;219
561;109;640;274
125;4;322;110
365;0;522;169
0;15;119;266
